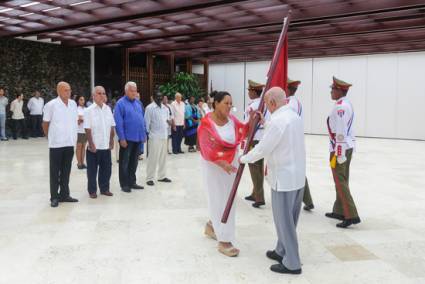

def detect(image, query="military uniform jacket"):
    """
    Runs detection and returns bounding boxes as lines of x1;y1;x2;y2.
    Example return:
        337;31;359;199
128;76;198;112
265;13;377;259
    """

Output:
244;97;270;141
287;96;303;120
327;97;355;159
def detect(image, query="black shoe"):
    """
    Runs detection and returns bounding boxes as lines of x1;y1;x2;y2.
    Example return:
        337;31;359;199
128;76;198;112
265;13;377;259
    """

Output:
336;217;361;228
1;138;8;141
22;137;28;140
50;199;59;207
77;164;84;170
244;195;255;202
173;151;179;154
131;184;144;190
121;187;131;193
270;264;301;275
81;164;87;169
325;212;345;221
146;181;155;186
252;201;265;208
303;204;314;211
178;151;185;154
158;178;171;183
58;196;78;202
266;250;283;263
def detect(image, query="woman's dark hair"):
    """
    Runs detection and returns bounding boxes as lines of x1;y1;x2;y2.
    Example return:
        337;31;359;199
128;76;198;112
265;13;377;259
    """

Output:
75;95;85;106
16;94;23;99
210;91;231;109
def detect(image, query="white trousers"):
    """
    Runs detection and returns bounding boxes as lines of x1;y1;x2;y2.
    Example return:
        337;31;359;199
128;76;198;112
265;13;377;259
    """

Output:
201;157;237;243
146;138;167;182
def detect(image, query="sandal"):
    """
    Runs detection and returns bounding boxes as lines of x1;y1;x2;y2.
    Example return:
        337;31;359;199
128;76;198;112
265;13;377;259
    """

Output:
204;221;217;240
218;243;240;257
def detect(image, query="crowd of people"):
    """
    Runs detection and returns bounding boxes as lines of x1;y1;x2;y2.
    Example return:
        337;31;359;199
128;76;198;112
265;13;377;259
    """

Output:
1;75;360;276
0;88;45;140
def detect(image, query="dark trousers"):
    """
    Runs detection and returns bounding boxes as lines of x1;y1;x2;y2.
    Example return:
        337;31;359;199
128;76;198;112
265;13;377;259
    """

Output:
49;147;74;201
119;141;141;188
87;149;112;194
12;119;27;139
303;177;314;206
30;115;43;137
171;126;184;153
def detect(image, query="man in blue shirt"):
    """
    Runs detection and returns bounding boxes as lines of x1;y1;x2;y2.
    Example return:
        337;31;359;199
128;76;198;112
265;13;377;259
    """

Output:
114;81;147;192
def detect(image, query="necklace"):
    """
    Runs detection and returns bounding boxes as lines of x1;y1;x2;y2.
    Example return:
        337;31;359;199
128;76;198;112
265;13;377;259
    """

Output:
212;111;229;126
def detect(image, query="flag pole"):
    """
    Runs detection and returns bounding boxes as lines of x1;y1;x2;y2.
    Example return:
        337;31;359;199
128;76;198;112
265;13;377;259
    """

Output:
221;13;291;223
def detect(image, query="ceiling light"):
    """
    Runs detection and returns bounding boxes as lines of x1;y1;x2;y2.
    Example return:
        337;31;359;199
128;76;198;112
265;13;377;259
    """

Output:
0;8;13;13
20;12;35;17
42;7;61;12
20;2;40;8
70;0;91;6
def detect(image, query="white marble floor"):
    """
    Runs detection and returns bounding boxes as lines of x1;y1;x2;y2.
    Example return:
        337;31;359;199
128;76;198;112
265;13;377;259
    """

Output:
0;135;425;284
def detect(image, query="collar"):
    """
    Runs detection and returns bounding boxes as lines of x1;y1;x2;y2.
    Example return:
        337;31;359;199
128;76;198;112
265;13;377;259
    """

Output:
150;102;164;109
125;96;135;103
271;104;289;118
57;97;68;107
94;102;106;109
336;96;348;104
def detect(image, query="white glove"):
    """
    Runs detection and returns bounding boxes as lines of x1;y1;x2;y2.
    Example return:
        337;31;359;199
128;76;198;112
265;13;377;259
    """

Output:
337;156;347;164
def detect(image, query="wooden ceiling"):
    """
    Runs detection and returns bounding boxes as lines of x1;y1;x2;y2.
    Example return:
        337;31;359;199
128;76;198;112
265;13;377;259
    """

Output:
2;0;425;62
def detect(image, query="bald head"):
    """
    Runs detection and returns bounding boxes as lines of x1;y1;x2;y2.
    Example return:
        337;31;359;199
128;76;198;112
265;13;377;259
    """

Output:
57;81;71;102
264;87;287;113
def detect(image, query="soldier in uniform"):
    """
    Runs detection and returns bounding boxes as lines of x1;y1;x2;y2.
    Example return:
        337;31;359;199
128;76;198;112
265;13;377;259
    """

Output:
325;77;361;228
287;78;314;211
244;79;267;208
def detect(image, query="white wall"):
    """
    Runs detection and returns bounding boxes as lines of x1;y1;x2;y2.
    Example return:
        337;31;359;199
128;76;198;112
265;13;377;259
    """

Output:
208;51;425;140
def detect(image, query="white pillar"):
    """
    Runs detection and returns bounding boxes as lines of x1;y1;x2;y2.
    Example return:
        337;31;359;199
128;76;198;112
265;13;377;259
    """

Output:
89;46;95;91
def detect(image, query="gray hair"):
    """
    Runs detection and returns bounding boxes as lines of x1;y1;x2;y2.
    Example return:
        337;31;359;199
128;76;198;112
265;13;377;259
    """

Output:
124;81;137;93
92;85;105;95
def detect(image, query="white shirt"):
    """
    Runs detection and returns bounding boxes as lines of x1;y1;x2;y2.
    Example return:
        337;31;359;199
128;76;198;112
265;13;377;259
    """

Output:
171;100;185;126
84;103;116;150
77;106;86;134
214;119;235;144
27;97;44;115
10;99;24;120
202;102;212;114
327;96;355;158
244;97;270;141
43;97;78;148
144;102;170;140
240;105;306;192
0;96;8;115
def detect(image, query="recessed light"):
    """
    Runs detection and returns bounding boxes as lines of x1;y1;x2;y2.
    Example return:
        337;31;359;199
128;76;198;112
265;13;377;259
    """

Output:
19;12;35;17
42;7;61;12
20;2;40;8
70;0;91;6
0;8;13;13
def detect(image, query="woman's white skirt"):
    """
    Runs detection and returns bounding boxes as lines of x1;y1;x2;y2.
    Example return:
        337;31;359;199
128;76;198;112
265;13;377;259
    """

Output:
201;157;237;243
